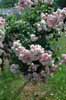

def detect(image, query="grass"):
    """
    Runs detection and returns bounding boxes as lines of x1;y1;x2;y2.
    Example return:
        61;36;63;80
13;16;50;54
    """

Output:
39;65;66;100
0;34;66;100
0;70;25;100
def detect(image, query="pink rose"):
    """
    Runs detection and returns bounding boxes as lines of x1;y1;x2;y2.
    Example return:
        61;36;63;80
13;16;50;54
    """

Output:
39;53;52;65
30;44;44;61
62;7;66;15
0;17;5;28
19;50;33;64
18;0;33;10
62;54;66;63
46;14;57;28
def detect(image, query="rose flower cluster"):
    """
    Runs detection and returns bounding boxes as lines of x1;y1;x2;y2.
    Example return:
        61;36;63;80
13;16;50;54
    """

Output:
17;0;54;11
36;8;66;32
12;40;58;81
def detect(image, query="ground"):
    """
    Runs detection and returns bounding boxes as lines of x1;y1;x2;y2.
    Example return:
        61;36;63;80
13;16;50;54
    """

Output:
0;34;66;100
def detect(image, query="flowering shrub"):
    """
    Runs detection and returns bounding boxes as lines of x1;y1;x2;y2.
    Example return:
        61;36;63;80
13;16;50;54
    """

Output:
12;40;57;81
2;0;66;82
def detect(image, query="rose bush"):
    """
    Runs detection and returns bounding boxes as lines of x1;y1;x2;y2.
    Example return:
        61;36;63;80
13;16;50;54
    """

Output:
12;40;56;81
1;0;66;82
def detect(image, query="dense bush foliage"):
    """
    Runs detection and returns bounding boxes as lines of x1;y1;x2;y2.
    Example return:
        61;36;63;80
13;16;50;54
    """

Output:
55;0;66;8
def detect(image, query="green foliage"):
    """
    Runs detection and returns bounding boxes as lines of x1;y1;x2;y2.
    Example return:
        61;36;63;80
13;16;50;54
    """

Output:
0;0;18;8
6;4;54;48
21;4;54;23
55;0;66;8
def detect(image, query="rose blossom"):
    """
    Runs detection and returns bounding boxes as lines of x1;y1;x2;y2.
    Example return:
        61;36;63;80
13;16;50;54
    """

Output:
62;8;66;16
12;40;21;49
12;41;54;66
36;23;42;32
18;0;33;10
38;8;66;31
10;64;20;74
62;54;66;63
41;13;48;20
16;46;26;57
30;44;44;61
19;49;33;64
30;34;38;42
40;19;48;31
39;53;52;65
46;14;57;28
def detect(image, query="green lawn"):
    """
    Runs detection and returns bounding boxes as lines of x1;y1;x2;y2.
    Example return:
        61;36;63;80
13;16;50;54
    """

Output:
0;34;66;100
0;70;26;100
